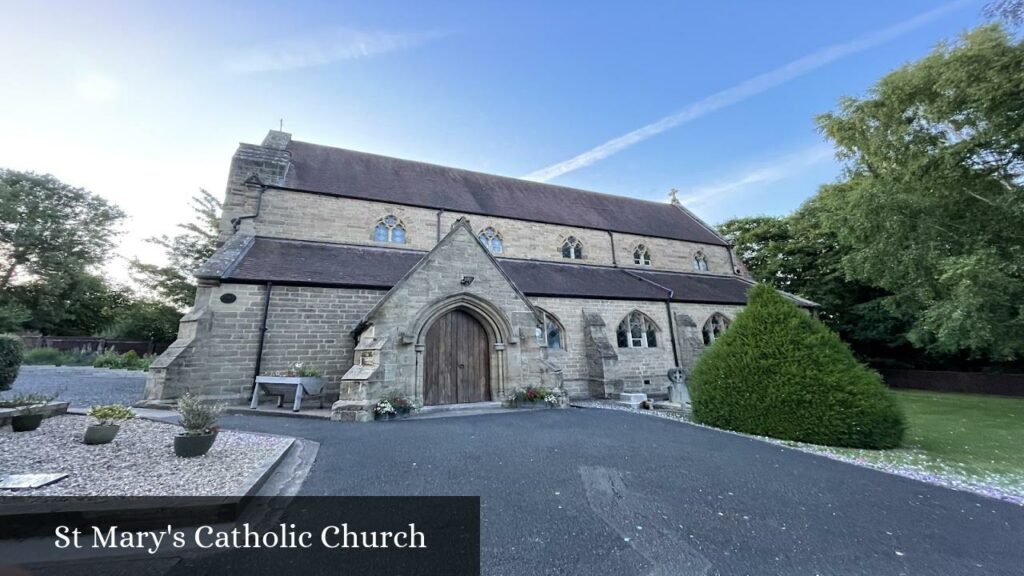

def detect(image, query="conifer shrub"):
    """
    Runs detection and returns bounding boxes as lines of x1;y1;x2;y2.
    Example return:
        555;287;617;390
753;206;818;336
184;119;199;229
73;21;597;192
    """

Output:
689;284;905;449
0;334;24;390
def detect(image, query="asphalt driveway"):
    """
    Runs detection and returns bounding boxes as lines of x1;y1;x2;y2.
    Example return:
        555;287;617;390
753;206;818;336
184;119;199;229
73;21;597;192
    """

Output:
218;408;1024;576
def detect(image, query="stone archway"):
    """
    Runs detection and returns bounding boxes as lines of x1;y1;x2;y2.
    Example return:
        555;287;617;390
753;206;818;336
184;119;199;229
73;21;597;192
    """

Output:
410;294;515;405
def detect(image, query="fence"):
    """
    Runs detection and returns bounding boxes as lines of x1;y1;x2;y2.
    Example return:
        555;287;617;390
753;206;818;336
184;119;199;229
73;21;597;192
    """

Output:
20;335;170;356
880;369;1024;398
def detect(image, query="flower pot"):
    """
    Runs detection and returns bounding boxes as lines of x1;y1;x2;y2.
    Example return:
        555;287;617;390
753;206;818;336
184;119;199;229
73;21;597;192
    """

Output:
11;413;44;432
376;412;396;421
174;432;217;458
84;424;120;445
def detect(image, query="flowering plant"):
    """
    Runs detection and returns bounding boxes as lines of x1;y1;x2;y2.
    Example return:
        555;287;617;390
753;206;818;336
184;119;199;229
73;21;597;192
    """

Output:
544;388;567;405
374;399;396;416
266;362;322;378
377;392;416;415
508;386;552;403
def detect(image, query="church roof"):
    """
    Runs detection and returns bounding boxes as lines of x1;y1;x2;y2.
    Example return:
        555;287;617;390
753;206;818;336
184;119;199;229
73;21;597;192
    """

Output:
281;140;728;246
215;237;761;305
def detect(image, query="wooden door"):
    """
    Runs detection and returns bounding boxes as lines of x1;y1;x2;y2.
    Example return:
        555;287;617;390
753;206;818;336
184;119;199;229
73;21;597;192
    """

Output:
424;309;491;405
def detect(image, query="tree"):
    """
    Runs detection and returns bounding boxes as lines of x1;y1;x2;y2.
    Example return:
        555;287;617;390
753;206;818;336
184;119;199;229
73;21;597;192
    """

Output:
689;284;905;449
103;299;182;343
14;271;131;336
130;189;221;309
0;169;124;290
815;25;1024;362
720;202;913;362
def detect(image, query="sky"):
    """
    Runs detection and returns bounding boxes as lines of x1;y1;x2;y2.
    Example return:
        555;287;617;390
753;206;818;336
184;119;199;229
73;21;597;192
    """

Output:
0;0;989;284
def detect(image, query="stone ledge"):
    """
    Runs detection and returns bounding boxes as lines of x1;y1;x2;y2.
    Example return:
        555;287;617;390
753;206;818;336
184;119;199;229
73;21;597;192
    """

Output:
0;401;69;427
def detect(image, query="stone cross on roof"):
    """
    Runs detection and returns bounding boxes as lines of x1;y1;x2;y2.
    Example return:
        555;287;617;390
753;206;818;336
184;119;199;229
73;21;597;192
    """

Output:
669;188;681;206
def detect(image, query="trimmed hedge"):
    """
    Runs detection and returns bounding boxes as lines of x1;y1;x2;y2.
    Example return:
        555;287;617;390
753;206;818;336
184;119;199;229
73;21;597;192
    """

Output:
689;284;905;449
0;334;24;390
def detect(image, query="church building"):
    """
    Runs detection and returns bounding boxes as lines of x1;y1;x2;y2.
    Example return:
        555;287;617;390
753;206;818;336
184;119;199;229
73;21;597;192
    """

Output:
144;131;813;420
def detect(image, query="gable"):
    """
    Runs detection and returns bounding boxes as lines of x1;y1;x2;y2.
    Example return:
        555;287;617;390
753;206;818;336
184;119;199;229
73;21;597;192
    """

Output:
360;218;542;330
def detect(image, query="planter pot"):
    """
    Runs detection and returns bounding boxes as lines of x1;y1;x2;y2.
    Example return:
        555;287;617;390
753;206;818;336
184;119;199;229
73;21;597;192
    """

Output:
376;412;397;421
174;432;217;458
11;414;45;432
84;424;120;445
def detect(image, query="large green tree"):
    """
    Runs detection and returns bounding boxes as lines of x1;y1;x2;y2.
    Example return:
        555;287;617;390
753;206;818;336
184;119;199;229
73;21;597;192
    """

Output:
130;189;221;309
12;271;131;336
720;203;913;363
0;169;124;290
815;25;1024;361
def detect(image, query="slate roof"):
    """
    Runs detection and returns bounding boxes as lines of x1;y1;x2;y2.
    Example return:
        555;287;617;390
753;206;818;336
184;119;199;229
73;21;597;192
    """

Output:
218;237;762;305
282;140;728;246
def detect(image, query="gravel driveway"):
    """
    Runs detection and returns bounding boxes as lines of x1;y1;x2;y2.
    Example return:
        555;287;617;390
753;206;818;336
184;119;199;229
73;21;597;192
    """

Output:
210;408;1024;576
3;365;146;407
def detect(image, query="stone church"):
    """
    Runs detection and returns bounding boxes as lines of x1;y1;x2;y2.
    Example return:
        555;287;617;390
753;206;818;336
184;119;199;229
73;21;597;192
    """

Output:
144;130;813;419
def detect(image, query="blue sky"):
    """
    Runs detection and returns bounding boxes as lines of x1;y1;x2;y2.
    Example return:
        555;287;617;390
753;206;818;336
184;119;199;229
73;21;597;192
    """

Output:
0;0;987;280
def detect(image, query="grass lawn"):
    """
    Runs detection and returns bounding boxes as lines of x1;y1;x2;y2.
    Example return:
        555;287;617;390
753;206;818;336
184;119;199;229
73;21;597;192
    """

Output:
895;390;1024;478
786;390;1024;503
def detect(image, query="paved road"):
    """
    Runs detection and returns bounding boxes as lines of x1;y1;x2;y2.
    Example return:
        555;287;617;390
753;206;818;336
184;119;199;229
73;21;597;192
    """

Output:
13;367;1023;574
4;366;146;407
217;409;1024;576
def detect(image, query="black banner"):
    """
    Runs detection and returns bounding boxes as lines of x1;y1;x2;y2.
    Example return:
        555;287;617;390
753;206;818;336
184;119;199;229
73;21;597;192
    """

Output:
0;496;480;576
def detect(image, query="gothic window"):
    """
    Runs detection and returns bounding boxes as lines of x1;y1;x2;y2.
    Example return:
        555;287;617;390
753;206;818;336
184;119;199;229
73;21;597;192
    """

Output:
561;236;584;259
477;227;503;254
374;215;406;244
534;308;565;350
616;311;659;348
702;313;730;346
633;244;652;266
693;251;709;271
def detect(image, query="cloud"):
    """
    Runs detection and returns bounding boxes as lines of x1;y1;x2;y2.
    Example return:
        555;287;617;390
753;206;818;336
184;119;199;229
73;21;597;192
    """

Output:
522;0;971;182
224;28;444;73
678;145;834;208
73;72;118;102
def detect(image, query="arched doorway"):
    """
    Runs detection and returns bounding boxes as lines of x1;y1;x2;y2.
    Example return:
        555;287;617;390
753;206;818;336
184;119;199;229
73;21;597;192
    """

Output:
423;309;492;405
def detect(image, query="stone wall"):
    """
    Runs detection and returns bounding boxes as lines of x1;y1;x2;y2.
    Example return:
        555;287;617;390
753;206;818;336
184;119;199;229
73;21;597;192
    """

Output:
260;286;386;399
529;297;745;398
144;275;747;404
145;282;385;403
233;187;735;275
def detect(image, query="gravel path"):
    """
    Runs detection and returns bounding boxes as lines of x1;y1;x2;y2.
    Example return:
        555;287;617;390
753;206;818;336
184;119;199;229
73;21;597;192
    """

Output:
3;366;146;407
0;415;292;496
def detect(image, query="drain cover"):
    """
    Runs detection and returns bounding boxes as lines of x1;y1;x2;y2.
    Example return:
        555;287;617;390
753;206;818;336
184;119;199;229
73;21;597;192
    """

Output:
0;473;68;489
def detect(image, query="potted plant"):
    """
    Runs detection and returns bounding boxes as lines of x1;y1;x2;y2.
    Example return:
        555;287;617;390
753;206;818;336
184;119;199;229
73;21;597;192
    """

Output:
1;392;58;432
84;404;134;445
174;392;223;457
378;392;416;419
374;398;397;420
544;388;570;409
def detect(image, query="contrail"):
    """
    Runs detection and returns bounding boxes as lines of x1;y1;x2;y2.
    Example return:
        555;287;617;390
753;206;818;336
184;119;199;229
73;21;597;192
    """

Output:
522;0;971;183
678;145;834;208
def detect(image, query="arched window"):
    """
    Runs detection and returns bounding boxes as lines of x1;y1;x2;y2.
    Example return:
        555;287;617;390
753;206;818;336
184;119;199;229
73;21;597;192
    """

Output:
693;251;709;271
477;227;503;254
561;236;584;259
534;308;565;350
374;215;406;244
702;313;730;346
616;311;659;348
633;244;651;266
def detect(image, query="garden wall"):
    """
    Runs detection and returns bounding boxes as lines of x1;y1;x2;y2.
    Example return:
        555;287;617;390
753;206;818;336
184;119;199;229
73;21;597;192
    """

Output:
881;369;1024;397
